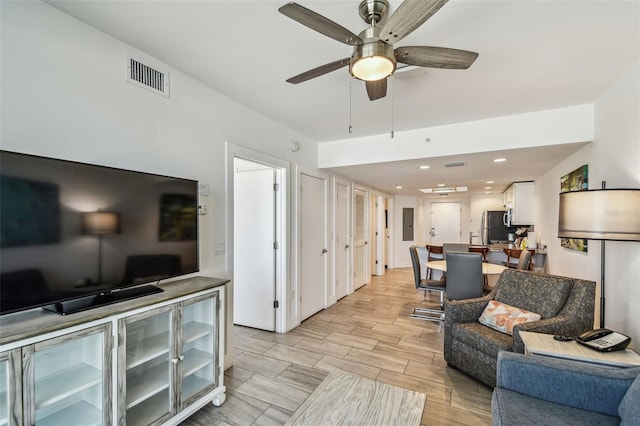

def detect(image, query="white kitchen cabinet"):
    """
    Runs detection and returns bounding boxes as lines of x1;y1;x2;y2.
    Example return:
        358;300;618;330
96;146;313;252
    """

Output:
0;276;227;426
503;181;535;225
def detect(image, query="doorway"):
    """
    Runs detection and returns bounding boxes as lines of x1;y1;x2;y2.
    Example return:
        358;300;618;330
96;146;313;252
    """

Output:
299;171;328;321
233;158;278;331
429;202;461;244
353;187;369;289
335;179;350;299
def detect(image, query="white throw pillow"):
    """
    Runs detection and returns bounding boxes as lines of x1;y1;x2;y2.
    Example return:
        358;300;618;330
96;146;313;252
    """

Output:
479;300;541;335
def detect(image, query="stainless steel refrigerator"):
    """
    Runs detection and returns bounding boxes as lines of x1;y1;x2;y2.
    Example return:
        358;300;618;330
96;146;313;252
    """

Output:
481;210;508;244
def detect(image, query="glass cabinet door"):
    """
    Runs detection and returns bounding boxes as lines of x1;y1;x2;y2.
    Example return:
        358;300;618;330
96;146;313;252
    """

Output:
179;293;218;406
0;349;21;426
26;324;111;426
120;306;173;426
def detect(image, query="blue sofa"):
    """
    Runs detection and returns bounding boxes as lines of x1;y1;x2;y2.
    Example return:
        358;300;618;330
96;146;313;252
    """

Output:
492;351;640;425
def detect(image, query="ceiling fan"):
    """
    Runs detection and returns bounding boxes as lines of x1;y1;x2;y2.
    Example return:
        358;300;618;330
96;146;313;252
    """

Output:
279;0;478;101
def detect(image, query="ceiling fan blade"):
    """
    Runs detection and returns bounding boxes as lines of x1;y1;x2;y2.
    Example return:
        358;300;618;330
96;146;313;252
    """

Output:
380;0;448;44
279;3;363;46
366;78;387;101
395;46;479;69
286;58;350;84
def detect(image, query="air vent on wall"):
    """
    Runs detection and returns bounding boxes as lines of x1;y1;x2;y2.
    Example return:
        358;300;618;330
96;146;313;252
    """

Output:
126;57;170;98
444;161;466;168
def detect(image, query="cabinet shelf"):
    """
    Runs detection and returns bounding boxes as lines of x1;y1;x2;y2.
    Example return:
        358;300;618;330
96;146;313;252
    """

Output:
126;389;169;426
182;348;213;378
126;362;170;409
183;321;212;344
126;331;170;369
37;400;101;426
35;363;101;409
183;375;211;402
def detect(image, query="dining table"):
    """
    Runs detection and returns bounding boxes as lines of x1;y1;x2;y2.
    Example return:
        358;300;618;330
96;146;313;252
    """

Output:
426;260;508;275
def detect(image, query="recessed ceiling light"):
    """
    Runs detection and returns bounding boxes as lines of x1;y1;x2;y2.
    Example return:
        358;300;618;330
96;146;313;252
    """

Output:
394;185;403;189
437;183;445;187
494;158;507;163
484;186;492;190
418;165;430;169
486;180;495;184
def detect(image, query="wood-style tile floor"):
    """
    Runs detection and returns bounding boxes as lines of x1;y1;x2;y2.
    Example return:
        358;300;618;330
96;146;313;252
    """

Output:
182;268;493;425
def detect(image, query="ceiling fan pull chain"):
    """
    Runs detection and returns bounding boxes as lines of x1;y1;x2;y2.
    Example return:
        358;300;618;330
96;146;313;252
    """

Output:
349;76;353;133
390;77;395;139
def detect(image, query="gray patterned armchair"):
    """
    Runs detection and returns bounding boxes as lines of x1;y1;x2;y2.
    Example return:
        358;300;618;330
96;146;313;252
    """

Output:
444;269;596;387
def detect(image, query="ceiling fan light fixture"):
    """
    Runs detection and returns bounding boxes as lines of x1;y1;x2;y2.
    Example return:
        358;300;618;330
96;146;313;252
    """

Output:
350;39;396;81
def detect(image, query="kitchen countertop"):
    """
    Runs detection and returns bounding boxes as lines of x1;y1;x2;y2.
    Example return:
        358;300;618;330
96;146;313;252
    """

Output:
472;243;547;254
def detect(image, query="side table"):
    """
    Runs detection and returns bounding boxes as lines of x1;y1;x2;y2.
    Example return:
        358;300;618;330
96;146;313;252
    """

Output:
519;331;640;367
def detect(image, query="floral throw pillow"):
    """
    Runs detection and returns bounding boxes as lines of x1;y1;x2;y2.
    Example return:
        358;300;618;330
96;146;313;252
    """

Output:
479;300;541;335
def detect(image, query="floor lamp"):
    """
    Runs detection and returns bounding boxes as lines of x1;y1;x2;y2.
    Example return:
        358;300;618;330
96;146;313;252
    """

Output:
558;188;640;328
81;211;121;285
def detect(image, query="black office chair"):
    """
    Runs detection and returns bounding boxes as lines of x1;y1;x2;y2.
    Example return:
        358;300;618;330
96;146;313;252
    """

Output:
444;252;484;300
409;246;446;321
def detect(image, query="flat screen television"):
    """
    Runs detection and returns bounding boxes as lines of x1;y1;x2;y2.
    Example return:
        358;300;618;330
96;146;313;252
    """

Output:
0;150;199;315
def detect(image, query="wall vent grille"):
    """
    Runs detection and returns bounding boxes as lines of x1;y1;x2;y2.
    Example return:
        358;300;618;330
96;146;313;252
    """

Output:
126;57;170;98
444;161;466;168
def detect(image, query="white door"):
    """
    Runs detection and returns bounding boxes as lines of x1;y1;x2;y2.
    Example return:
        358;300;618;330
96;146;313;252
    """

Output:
233;158;276;330
335;181;350;299
374;195;384;276
430;202;461;244
385;198;394;269
353;188;368;289
300;173;327;320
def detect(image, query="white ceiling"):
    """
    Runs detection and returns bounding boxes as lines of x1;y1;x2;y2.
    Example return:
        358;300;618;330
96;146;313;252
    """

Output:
47;0;639;195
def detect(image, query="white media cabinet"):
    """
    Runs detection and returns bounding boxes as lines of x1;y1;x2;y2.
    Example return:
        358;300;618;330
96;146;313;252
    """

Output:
0;276;228;426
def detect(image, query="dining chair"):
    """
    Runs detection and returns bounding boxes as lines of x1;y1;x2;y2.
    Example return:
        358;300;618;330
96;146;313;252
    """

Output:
409;245;446;321
516;249;533;270
443;243;469;258
503;248;535;270
470;246;490;289
444;251;484;300
469;246;489;262
426;244;445;280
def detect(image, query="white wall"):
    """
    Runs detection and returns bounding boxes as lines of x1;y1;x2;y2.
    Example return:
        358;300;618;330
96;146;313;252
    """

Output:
537;61;640;350
0;1;315;367
393;195;419;268
318;105;594;168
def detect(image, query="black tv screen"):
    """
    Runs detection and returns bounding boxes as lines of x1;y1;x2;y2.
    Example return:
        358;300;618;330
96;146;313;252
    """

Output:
0;150;199;315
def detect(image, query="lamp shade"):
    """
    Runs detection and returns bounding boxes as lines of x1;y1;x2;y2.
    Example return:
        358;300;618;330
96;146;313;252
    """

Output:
81;212;121;235
558;189;640;241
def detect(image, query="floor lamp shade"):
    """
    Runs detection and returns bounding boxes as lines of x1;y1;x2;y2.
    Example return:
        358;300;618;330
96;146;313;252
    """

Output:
558;189;640;241
558;188;640;328
82;212;121;235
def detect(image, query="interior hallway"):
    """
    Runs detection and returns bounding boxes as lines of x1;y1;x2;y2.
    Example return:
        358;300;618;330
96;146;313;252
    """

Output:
184;268;492;425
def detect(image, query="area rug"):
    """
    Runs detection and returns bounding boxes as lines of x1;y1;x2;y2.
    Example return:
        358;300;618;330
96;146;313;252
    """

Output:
286;371;426;425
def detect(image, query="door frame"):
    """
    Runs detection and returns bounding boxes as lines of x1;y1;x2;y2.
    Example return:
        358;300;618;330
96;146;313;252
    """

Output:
226;143;289;335
292;165;329;325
